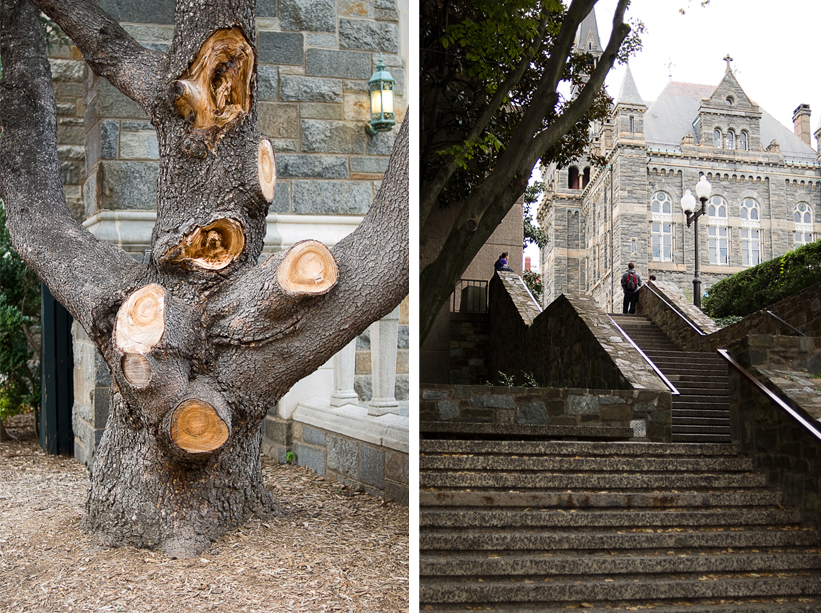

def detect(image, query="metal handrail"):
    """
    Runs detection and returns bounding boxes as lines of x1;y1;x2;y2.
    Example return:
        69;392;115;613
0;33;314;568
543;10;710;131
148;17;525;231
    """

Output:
765;310;807;337
642;283;708;337
607;314;680;396
717;349;821;443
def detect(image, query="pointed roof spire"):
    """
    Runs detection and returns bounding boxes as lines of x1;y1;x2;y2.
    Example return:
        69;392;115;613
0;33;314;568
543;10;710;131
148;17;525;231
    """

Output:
574;8;602;55
616;65;644;106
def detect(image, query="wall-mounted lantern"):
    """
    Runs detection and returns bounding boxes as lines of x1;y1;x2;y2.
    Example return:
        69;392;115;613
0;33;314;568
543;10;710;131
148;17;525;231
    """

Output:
366;53;396;135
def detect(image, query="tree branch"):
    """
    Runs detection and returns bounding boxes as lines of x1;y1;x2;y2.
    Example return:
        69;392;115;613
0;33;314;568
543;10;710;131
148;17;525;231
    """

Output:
32;0;167;113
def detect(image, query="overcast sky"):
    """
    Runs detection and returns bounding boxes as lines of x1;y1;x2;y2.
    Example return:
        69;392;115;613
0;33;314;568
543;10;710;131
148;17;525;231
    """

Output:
525;0;821;269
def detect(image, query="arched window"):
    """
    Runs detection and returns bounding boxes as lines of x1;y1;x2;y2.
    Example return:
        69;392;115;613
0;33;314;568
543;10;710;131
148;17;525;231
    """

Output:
739;131;748;151
740;198;761;266
582;167;591;189
651;192;673;262
726;130;735;150
568;166;580;190
794;202;814;246
707;196;728;265
713;129;722;148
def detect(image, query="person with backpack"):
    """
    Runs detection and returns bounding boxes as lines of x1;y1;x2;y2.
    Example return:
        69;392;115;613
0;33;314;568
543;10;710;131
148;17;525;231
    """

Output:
621;262;642;314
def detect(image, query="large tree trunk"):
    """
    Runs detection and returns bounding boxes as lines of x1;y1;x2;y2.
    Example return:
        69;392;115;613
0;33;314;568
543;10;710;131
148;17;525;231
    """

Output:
0;0;408;557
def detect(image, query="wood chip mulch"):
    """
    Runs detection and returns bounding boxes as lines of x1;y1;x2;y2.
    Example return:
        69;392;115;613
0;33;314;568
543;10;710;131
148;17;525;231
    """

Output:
0;415;409;613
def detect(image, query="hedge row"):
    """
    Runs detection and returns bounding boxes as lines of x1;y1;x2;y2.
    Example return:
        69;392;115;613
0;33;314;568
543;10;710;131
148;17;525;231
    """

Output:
702;240;821;318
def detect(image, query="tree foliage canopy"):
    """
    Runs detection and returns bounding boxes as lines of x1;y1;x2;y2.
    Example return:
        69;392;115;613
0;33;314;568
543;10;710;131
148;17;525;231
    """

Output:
420;0;638;342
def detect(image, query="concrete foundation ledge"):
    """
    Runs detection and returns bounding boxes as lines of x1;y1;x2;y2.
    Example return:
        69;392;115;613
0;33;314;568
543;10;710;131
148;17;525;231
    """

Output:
293;398;409;453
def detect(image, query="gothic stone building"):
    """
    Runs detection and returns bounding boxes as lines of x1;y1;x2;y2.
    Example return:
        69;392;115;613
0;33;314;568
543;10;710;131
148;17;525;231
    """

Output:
538;19;821;312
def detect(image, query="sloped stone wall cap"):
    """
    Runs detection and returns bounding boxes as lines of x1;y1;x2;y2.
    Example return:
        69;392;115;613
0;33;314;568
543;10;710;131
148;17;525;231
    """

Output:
294;398;408;451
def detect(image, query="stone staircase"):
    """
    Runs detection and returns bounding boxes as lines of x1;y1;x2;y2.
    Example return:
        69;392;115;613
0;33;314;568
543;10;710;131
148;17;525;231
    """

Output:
610;314;732;443
419;439;821;611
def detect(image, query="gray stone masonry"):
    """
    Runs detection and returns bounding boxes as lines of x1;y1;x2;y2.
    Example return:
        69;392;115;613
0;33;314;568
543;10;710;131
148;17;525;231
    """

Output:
419;384;671;442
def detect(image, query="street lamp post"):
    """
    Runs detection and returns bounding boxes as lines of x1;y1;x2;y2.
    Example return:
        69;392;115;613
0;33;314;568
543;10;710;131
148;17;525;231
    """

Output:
679;176;712;309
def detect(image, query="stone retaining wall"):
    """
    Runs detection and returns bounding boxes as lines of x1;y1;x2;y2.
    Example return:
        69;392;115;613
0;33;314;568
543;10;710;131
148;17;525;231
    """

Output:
449;313;490;385
420;384;672;442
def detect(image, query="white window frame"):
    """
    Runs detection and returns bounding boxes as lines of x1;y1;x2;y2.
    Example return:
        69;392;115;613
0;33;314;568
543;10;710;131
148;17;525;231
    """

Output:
794;202;814;247
740;198;761;266
707;196;729;265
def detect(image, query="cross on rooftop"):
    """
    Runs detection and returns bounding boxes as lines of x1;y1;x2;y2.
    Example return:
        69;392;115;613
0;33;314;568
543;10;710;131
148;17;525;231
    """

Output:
723;54;733;71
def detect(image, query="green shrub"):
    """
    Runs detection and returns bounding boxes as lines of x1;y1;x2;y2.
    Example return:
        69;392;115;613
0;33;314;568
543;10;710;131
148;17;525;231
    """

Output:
702;240;821;318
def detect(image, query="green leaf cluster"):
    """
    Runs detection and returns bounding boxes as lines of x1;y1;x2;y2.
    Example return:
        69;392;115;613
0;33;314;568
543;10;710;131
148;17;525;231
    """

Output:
702;240;821;318
522;270;544;306
0;201;41;423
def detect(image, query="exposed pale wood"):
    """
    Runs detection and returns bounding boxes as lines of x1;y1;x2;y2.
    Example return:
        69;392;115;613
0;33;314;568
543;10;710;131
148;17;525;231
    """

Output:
276;240;338;296
258;138;276;202
122;353;152;388
114;284;166;354
170;399;229;454
172;28;253;140
163;218;245;270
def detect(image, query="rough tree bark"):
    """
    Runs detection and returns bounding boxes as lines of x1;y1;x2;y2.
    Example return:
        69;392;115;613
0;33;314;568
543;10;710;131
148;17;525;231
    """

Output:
0;0;408;558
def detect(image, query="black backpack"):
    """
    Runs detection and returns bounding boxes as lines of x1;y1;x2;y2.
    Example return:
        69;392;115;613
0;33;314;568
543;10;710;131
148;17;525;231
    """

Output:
624;271;638;292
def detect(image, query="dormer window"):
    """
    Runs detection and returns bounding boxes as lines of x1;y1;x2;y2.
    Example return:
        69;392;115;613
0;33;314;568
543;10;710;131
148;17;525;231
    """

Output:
713;129;722;148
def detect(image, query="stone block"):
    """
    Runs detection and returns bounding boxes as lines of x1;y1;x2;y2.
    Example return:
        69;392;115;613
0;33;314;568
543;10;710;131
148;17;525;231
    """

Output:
601;404;632;422
276;154;349;179
517;401;548;425
359;444;384;488
120;131;159;160
257;65;278;101
302;120;367;154
437;400;459;420
344;93;370;122
354;374;371;401
398;325;408;348
264;416;292;445
280;0;336;32
60;161;79;186
272;139;299;153
301;424;326;446
350;156;388;175
366;129;397;155
384;481;408;506
100;0;174;23
396;349;408;374
326;435;358;478
292;180;373;215
385;450;408;484
58;145;85;162
567;395;600;415
58;82;84;98
86;119;118;168
257;0;277;17
306;49;372;80
422;389;448;400
339;19;399;53
470;394;515;409
49;59;84;83
98;161;159;211
340;0;373;17
343;79;369;94
307;34;338;48
121;24;174;44
92;388;110;429
269;180;291;213
281;76;343;103
294;443;326;476
395;374;408;401
258;103;299;139
94;79;147;119
357;329;370;349
300;103;344;120
258;32;305;65
355;350;371;374
57;122;85;147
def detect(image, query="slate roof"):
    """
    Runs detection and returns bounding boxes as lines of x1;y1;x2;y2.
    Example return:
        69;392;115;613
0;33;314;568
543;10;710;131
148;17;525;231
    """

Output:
643;80;818;164
575;9;601;54
615;65;644;106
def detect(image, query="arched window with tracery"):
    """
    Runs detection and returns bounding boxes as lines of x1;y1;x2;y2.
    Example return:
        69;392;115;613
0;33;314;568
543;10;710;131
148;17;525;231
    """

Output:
726;130;735;150
740;198;761;266
651;192;673;261
713;129;722;148
794;202;814;246
707;196;728;265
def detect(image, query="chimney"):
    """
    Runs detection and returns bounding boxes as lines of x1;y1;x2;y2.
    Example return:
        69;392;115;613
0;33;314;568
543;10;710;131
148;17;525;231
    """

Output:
524;257;531;271
793;104;811;146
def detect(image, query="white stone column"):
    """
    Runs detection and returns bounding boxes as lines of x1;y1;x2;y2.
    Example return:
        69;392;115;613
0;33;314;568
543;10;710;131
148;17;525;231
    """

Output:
368;305;400;416
330;338;359;407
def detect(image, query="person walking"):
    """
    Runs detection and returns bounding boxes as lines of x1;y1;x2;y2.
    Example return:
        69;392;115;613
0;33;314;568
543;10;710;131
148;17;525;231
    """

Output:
621;262;642;314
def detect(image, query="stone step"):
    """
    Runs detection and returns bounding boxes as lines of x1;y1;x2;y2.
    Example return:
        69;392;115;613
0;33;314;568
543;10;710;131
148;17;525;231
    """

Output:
672;424;732;434
419;489;783;508
420;455;754;472
420;422;633;440
419;507;800;529
420;575;821;606
672;410;733;420
673;381;730;392
419;528;818;552
420;598;821;613
419;440;740;457
673;432;733;443
420;471;765;490
420;552;821;577
672;417;732;427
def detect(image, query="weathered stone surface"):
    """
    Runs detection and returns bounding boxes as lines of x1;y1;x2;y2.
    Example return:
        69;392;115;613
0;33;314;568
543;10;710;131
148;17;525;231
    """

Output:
327;435;358;478
351;156;388;175
276;154;349;179
471;394;516;409
272;139;299;153
301;425;326;446
385;449;408;483
422;389;448;400
119;131;159;160
257;0;277;17
281;76;343;103
94;80;147;119
306;49;371;79
366;129;397;155
293;443;326;476
438;400;459;420
257;65;278;100
100;0;174;23
359;445;384;488
97;161;159;211
306;34;338;48
340;0;373;18
301;120;366;154
280;0;336;32
258;32;305;66
300;103;344;120
258;103;299;139
269;180;291;213
49;59;84;82
339;19;399;53
58;145;85;161
60;161;79;185
518;401;548;425
293;180;372;215
344;93;370;122
121;24;174;44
